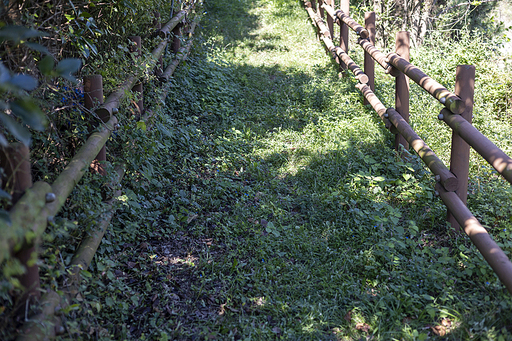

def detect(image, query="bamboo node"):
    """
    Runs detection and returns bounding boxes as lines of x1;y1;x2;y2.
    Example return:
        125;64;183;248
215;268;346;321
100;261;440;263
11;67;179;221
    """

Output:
45;193;56;203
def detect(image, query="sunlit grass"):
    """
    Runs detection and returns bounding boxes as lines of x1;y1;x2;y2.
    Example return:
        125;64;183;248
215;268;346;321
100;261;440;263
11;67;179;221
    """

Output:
75;0;512;339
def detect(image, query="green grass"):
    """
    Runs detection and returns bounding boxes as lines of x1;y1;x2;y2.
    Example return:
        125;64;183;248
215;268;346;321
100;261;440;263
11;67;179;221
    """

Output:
175;0;512;339
16;0;512;340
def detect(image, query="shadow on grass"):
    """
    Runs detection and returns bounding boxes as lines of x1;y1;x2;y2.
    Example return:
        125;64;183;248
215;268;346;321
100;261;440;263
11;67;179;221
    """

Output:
157;0;512;339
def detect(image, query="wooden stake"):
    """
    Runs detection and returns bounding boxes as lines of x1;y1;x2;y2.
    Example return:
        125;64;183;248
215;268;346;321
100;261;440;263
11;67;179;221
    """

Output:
447;65;475;231
363;11;375;105
326;0;334;39
84;75;107;175
0;144;41;309
394;31;410;152
130;36;144;118
339;0;349;72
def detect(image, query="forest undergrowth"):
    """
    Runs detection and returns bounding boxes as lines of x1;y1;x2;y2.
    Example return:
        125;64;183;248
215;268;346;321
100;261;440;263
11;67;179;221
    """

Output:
2;0;512;340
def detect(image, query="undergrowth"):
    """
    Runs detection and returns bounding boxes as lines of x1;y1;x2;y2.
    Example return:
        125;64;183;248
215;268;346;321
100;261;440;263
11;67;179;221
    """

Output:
2;0;512;340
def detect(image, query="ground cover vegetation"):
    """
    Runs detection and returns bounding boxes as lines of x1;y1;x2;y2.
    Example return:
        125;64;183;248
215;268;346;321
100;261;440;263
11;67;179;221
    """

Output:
1;0;512;339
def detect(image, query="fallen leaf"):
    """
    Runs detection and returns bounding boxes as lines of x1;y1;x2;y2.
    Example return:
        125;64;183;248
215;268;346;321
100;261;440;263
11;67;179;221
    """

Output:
272;327;282;335
403;316;413;324
441;318;452;327
344;310;352;322
255;192;263;201
187;214;198;224
432;325;446;336
127;261;137;269
355;323;370;332
152;298;160;310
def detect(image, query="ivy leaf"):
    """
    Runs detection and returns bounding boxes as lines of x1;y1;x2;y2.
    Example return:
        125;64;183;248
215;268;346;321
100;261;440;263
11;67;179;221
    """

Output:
55;58;82;83
0;63;10;83
0;209;11;227
8;74;38;91
84;38;98;56
22;42;50;55
0;189;12;200
0;112;31;146
0;26;48;44
0;132;8;147
10;99;47;131
136;121;147;131
38;55;55;75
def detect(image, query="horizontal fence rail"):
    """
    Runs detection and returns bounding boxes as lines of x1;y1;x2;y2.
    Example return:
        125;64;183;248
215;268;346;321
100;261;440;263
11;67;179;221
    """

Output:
303;0;512;295
439;108;512;185
0;2;202;339
386;53;465;114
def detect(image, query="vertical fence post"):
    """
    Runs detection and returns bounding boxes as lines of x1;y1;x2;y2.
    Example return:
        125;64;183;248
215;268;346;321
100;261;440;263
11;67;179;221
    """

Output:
309;0;319;40
84;75;107;175
319;0;325;20
130;36;144;118
447;65;475;232
0;144;41;308
172;23;182;53
326;0;334;39
339;0;349;72
154;12;163;75
394;31;410;152
363;11;375;105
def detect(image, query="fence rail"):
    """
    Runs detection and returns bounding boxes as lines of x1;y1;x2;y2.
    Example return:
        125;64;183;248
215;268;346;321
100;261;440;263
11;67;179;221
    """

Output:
0;2;202;339
303;0;512;294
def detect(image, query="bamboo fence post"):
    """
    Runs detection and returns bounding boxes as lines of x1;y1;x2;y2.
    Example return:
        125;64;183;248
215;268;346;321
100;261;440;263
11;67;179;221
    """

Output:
84;75;107;175
319;0;325;21
326;0;334;39
309;0;319;39
339;0;349;72
154;12;163;75
130;36;144;118
172;23;182;53
447;65;475;232
0;144;41;308
363;11;375;105
394;31;410;152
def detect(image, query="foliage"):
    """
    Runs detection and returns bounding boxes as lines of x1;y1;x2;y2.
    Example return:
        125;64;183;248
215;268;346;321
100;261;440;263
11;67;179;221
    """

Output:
0;25;81;147
0;0;190;338
1;0;512;339
352;0;506;47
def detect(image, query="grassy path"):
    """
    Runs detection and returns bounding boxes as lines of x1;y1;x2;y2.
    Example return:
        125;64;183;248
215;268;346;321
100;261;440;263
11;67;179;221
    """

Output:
74;0;512;340
153;0;512;339
148;0;512;338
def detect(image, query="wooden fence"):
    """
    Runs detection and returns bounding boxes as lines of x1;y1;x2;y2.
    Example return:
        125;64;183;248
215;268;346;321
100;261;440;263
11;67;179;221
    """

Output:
303;0;512;294
0;1;202;339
